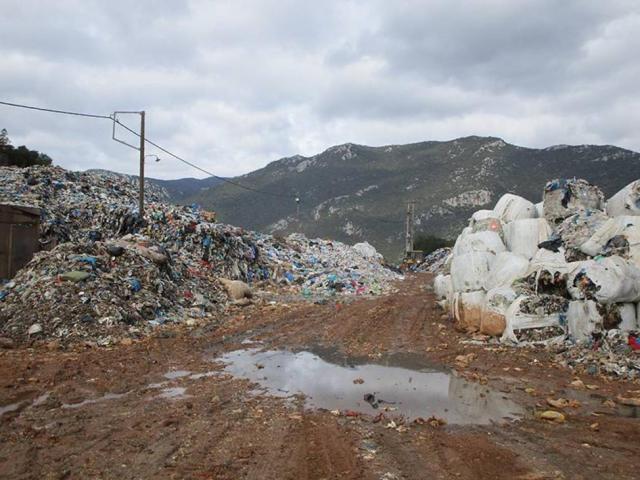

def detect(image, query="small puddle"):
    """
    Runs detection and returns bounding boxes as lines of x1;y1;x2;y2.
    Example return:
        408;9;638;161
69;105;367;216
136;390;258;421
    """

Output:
157;387;190;400
218;349;524;424
62;392;130;409
164;370;192;380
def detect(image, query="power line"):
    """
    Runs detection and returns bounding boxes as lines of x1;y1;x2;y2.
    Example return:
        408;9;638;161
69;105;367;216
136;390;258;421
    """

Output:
0;100;111;120
0;99;295;199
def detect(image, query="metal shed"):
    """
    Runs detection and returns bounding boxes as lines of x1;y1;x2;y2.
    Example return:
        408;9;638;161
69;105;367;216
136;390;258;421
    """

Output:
0;204;41;279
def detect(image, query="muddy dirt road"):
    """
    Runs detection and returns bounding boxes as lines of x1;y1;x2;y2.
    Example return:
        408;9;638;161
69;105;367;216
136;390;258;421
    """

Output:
1;274;639;479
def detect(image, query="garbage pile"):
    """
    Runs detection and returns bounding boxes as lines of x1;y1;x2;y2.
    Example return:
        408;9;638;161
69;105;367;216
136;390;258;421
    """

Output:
434;179;640;378
0;166;400;344
412;248;452;273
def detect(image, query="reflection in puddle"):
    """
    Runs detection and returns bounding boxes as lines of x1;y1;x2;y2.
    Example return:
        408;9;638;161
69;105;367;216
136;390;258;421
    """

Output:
158;387;189;400
62;392;130;409
219;349;524;424
164;370;192;380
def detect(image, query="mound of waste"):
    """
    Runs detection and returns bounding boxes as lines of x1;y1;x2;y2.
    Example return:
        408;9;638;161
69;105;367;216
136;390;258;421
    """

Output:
0;166;400;345
435;179;640;378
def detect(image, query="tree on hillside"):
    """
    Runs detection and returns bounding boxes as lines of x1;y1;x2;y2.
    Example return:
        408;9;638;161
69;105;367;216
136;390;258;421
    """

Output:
0;129;53;167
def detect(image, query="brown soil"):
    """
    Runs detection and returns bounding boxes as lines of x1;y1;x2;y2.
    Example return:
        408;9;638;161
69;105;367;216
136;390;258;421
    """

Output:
1;273;639;479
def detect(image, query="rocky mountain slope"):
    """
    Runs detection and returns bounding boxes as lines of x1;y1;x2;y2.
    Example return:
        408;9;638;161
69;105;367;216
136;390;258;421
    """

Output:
185;136;640;260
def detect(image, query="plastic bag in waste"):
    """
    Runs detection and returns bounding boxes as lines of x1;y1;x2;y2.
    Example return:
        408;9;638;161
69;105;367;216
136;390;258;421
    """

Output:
452;231;506;257
434;274;452;300
606;180;640;217
580;216;640;267
501;295;567;344
566;300;602;343
481;287;518;336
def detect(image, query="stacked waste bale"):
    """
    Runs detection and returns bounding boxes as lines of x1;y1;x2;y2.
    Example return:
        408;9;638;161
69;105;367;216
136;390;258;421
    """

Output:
436;179;640;359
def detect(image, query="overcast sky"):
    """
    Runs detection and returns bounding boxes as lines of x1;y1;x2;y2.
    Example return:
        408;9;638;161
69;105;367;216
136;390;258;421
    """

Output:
1;0;638;179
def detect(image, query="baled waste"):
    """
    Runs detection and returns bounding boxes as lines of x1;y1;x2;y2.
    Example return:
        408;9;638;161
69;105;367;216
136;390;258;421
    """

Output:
435;177;640;378
0;166;400;345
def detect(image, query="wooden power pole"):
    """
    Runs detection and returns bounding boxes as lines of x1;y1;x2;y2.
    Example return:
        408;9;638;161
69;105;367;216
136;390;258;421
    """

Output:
405;201;415;257
138;111;146;217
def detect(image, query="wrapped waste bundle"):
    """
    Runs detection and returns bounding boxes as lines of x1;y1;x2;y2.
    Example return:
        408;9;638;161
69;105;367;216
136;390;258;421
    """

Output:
493;194;537;223
434;274;452;300
481;287;518;336
566;300;602;343
568;256;640;304
606;180;640;217
580;216;640;266
451;252;495;292
452;290;485;332
452;231;506;257
543;178;604;225
504;218;552;260
484;252;529;291
554;210;609;260
501;295;568;344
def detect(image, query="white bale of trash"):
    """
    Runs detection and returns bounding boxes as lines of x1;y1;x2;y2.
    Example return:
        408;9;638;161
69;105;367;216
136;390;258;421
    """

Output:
452;230;506;257
566;300;602;343
504;218;552;259
434;274;452;300
543;178;605;225
451;252;495;292
493;193;537;223
619;303;638;331
470;209;497;225
501;295;565;344
535;201;544;219
556;210;609;252
606;180;640;217
481;287;518;336
568;256;640;304
352;241;383;261
580;216;640;263
484;252;529;291
452;290;485;332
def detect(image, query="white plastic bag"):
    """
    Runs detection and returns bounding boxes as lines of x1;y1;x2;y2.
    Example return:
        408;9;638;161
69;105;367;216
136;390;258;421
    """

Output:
493;194;537;223
504;218;552;259
451;252;495;292
453;231;506;257
481;287;517;336
580;216;640;266
606;180;640;217
484;252;529;291
566;300;602;343
568;256;640;304
470;209;497;225
535;201;544;219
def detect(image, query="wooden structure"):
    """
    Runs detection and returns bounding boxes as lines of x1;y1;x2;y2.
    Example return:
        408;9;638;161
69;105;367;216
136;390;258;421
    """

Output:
0;204;41;279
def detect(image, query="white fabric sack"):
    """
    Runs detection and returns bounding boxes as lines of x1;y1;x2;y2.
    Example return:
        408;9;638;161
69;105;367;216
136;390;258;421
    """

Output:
566;300;602;343
504;218;552;260
453;231;506;257
581;216;640;260
470;209;498;225
352;242;382;261
481;287;518;336
567;256;640;304
619;303;638;331
606;180;640;217
493;194;537;223
434;274;452;300
535;201;544;219
453;290;486;332
484;252;529;290
451;252;495;292
501;295;563;344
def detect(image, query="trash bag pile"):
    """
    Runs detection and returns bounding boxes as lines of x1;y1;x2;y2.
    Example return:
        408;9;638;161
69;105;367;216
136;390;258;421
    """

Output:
0;166;400;344
413;248;452;273
435;178;640;378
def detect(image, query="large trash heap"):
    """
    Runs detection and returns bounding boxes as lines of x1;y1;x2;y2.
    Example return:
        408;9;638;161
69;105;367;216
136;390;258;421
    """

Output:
0;166;399;345
435;178;640;378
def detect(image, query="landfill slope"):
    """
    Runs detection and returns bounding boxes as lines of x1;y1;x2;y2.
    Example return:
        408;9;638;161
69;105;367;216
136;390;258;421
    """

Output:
0;166;400;345
188;136;640;260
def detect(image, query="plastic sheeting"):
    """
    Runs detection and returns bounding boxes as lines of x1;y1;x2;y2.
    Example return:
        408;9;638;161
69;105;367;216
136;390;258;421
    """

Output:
580;216;640;266
452;231;506;257
568;256;640;304
504;218;552;260
484;252;529;291
606;180;640;217
451;252;495;292
567;300;602;343
493;194;537;223
481;287;518;336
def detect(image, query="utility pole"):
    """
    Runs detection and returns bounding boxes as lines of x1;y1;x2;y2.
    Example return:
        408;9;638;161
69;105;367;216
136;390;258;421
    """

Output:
138;111;145;217
405;201;415;258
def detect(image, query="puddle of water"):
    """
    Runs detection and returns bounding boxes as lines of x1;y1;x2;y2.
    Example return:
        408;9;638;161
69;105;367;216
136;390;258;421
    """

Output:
218;349;524;424
164;370;192;380
157;387;189;400
0;401;26;417
62;392;129;409
189;371;218;380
